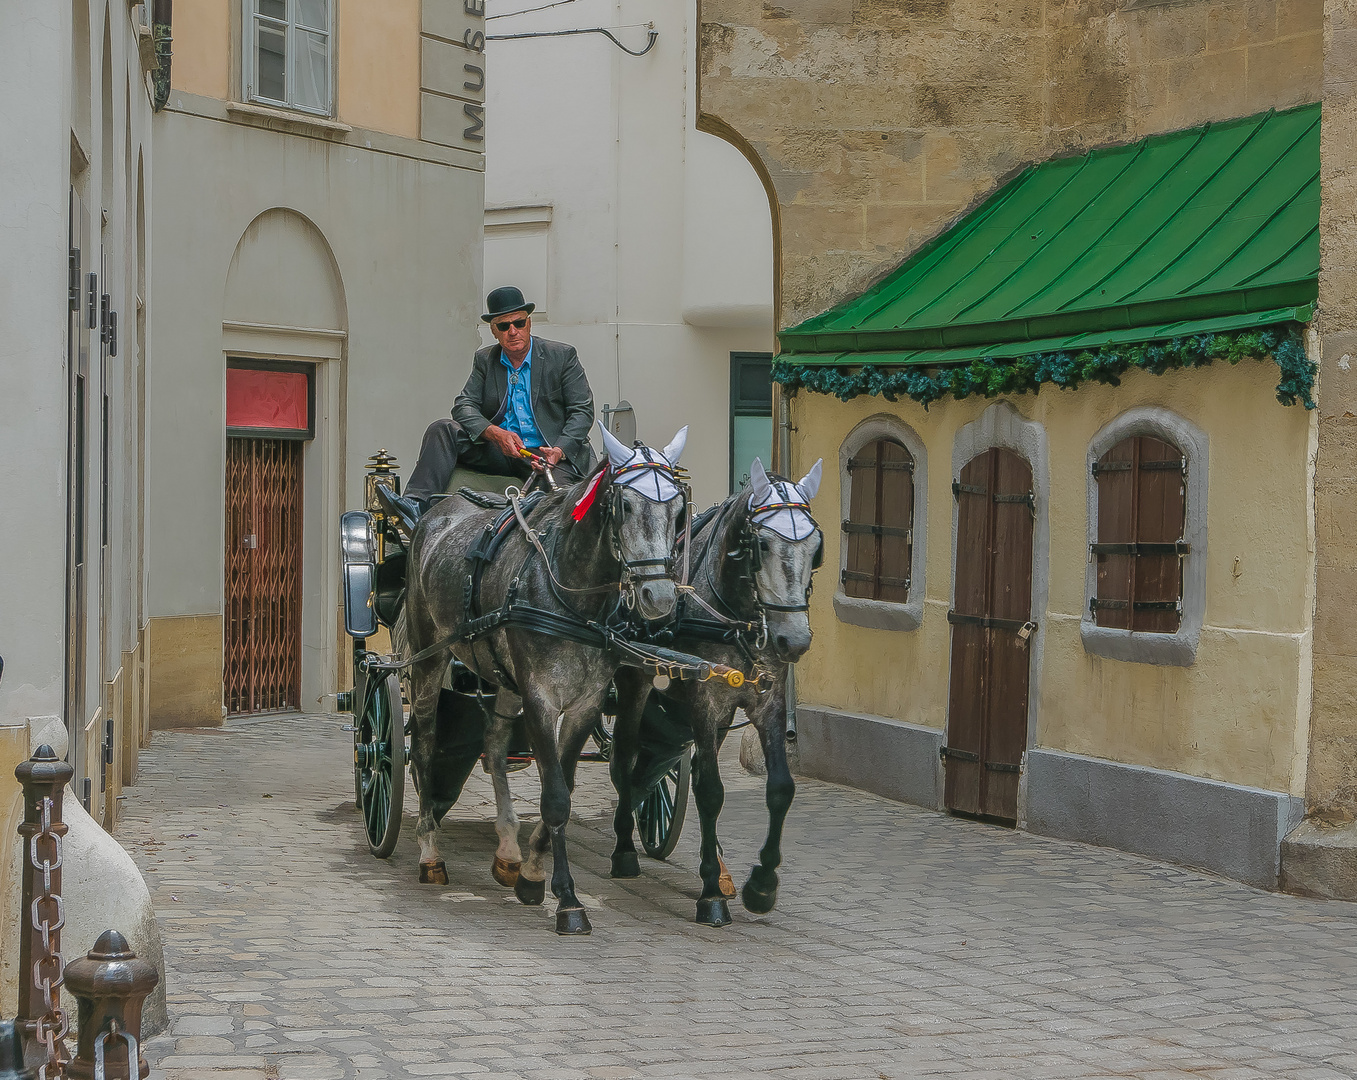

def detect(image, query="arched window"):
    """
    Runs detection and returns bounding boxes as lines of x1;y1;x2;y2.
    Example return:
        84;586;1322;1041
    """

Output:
843;438;914;603
1090;435;1187;633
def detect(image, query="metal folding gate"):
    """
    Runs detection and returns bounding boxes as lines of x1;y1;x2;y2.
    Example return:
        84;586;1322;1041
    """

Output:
225;437;303;714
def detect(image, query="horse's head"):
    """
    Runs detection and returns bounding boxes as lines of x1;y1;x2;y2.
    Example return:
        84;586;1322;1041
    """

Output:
597;423;689;621
746;457;824;663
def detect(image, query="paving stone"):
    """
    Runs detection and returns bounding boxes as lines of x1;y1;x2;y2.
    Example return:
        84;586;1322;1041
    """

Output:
118;713;1357;1079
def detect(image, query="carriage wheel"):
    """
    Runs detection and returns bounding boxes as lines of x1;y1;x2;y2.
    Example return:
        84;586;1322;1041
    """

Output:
590;715;614;761
637;751;690;860
354;671;405;859
350;642;369;808
590;683;618;761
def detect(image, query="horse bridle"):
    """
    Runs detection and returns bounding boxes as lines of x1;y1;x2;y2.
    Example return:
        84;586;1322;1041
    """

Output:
684;490;822;650
605;452;688;609
744;495;823;614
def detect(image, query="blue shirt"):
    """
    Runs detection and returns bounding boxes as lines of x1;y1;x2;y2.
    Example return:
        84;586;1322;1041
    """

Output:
499;340;544;448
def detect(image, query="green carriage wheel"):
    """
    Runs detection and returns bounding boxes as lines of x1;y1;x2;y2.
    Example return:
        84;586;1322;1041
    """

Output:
354;671;405;859
637;751;690;860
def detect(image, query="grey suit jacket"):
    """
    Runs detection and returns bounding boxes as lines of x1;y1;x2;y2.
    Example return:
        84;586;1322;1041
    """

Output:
452;337;596;475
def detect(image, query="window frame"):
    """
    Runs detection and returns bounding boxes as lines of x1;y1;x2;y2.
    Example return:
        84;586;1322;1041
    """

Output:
834;415;927;633
242;0;335;118
1082;407;1207;667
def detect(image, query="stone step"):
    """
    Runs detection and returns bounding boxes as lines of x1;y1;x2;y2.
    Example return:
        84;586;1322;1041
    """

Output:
1281;818;1357;900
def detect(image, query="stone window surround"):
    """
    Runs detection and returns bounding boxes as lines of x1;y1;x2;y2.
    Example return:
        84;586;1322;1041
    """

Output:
1082;406;1207;667
950;401;1051;754
833;414;927;633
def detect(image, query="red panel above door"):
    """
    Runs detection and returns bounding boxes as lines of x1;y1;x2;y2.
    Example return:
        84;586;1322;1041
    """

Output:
227;367;311;437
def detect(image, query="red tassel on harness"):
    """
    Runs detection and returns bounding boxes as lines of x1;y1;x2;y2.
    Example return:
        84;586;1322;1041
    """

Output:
572;466;610;522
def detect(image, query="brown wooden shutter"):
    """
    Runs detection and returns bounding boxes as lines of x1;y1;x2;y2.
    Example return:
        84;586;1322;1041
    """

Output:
1092;436;1186;633
843;438;913;602
1133;437;1186;633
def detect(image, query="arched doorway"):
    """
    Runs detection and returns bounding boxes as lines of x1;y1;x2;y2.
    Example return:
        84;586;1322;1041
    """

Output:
221;209;346;714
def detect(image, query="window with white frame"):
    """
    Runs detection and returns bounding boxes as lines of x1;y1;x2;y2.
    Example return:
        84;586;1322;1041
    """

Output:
245;0;332;116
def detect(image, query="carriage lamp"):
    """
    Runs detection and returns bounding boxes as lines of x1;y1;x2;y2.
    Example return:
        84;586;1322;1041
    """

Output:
364;449;401;514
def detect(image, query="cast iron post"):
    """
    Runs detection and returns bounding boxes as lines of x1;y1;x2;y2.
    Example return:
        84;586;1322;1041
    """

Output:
14;746;73;1078
63;931;159;1080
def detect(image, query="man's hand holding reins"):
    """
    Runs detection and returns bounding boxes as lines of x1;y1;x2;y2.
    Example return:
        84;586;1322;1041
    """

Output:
483;424;525;460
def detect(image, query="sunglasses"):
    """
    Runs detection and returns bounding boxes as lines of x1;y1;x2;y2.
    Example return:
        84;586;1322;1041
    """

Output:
495;317;529;332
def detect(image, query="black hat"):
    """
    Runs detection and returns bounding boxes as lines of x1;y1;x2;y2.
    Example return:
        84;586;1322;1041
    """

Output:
482;285;536;322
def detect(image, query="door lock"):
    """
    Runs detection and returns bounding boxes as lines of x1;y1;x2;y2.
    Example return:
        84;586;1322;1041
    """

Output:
242;534;257;549
1017;620;1038;643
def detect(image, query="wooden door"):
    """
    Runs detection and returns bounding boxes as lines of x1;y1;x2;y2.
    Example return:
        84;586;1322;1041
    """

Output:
225;438;303;714
944;448;1035;820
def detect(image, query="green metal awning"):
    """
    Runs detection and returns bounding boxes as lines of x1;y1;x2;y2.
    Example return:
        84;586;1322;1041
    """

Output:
779;104;1320;366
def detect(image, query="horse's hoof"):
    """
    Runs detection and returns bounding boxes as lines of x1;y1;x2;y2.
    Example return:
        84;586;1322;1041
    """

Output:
492;857;521;887
515;875;546;906
696;897;732;927
717;858;737;899
611;851;640;878
741;873;778;915
555;907;593;935
419;860;448;886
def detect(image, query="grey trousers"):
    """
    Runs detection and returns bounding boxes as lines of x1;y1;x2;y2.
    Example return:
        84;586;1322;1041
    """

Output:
404;418;529;501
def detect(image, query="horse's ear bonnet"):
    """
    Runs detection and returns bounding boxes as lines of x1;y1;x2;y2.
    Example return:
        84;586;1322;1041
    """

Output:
747;456;821;544
597;422;685;503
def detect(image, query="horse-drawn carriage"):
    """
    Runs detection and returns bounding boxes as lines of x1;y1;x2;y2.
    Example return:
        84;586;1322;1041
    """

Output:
335;424;825;934
337;449;695;863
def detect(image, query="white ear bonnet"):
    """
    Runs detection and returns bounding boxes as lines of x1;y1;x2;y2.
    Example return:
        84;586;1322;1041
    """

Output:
748;458;821;541
599;423;686;503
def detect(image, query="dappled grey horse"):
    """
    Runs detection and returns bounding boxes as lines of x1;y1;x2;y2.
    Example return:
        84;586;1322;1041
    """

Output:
608;457;824;927
402;425;689;935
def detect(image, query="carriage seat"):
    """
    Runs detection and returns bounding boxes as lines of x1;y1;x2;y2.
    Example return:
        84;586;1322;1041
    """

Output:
445;466;522;497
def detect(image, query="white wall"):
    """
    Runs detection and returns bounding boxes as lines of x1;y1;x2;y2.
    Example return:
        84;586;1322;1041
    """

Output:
481;0;774;506
0;1;153;809
148;101;484;709
0;3;72;727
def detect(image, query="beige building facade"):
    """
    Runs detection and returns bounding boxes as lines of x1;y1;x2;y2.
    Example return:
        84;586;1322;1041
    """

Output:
693;0;1357;890
147;0;486;727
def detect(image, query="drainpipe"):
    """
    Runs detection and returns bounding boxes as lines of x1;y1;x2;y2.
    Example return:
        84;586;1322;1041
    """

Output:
152;0;172;112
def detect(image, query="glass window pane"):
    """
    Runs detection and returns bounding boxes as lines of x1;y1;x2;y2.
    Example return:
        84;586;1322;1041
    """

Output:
291;29;330;112
297;0;328;31
257;0;286;21
732;416;773;493
255;22;287;102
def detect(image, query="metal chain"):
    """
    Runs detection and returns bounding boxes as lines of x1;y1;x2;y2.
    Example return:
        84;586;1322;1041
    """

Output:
29;795;68;1080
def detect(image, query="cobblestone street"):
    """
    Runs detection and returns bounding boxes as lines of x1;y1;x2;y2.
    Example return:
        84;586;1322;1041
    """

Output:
118;714;1357;1080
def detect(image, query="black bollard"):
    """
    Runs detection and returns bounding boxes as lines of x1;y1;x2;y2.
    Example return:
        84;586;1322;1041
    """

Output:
62;931;159;1080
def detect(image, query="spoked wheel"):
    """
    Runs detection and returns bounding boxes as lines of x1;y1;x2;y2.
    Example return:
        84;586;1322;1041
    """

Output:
591;714;614;761
354;670;405;858
637;751;690;860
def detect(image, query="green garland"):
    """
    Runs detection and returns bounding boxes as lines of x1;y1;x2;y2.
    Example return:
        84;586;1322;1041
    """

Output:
772;326;1316;410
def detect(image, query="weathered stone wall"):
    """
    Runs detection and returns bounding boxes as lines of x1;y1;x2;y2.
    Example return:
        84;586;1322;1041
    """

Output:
1309;0;1357;820
698;0;1323;324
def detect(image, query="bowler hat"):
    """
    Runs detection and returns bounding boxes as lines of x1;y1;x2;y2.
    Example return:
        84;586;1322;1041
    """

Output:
482;285;536;322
